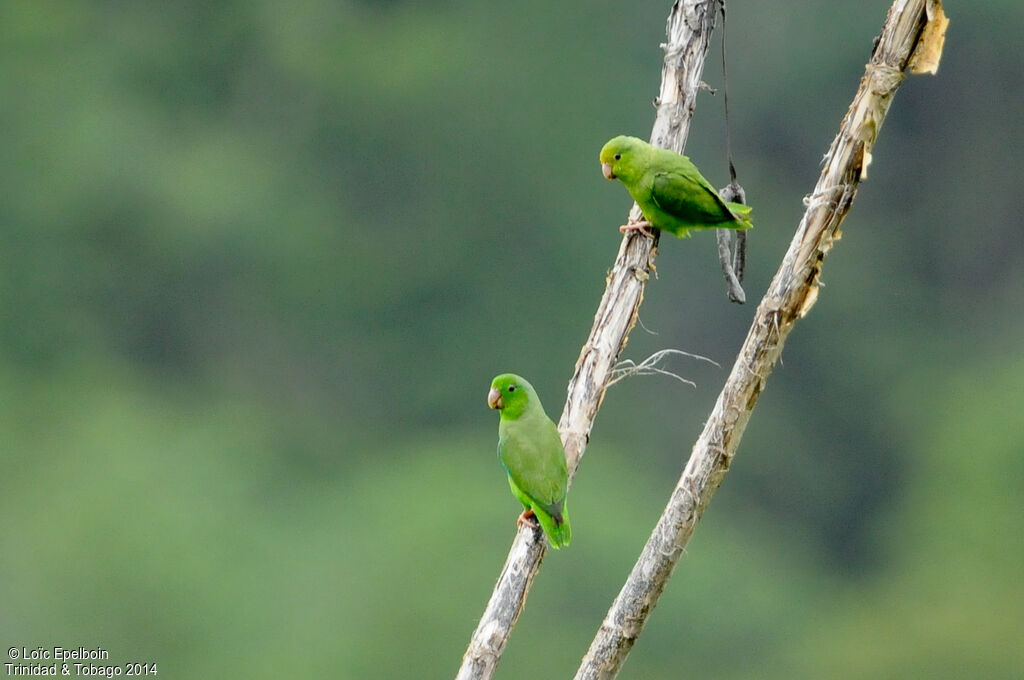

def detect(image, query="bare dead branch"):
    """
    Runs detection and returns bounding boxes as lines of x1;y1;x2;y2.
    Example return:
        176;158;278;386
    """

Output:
453;2;722;678
573;1;945;678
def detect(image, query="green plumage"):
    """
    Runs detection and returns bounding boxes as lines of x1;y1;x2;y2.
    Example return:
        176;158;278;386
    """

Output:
488;373;571;548
600;135;753;237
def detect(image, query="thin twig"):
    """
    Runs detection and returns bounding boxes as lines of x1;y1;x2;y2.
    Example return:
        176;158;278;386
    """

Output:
609;348;720;388
573;1;944;677
453;2;721;678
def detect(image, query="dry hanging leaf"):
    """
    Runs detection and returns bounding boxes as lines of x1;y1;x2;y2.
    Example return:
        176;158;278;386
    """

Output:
909;0;949;75
797;284;820;318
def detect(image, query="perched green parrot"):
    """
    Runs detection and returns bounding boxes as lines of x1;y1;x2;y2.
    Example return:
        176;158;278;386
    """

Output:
599;135;753;237
487;373;571;548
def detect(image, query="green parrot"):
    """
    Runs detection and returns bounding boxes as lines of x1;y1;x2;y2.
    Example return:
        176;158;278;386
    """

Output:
599;135;753;237
487;373;571;549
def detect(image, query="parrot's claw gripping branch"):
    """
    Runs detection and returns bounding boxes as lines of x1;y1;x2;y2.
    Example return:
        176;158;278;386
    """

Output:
619;219;656;238
516;509;537;529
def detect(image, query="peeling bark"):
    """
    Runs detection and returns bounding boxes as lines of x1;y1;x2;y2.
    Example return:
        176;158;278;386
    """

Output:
574;2;943;678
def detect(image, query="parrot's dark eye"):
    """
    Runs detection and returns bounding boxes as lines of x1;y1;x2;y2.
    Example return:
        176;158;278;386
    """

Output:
507;385;516;392
614;153;621;160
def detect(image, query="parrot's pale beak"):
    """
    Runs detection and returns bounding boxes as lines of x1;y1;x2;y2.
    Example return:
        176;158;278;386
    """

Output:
601;162;616;180
487;387;503;410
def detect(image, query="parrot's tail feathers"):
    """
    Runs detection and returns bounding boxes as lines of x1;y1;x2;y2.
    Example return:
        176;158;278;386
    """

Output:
727;202;753;230
550;514;571;548
535;503;571;549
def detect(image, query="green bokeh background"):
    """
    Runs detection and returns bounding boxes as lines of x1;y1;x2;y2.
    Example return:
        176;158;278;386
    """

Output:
2;1;1021;678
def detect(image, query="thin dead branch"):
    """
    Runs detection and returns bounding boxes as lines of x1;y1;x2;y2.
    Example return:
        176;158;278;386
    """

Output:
573;1;946;677
454;2;722;678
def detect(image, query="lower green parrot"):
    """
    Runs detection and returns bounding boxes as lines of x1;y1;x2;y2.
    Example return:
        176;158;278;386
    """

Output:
600;135;753;237
487;373;571;548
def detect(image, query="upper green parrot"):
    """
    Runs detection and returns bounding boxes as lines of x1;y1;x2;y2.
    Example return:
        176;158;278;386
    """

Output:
599;135;753;237
488;373;571;549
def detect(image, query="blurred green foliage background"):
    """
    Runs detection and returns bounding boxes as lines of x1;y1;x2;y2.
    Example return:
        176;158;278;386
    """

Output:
1;1;1021;677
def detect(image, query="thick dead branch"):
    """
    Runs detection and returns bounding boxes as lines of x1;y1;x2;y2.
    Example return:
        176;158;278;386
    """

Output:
573;1;945;678
454;2;720;678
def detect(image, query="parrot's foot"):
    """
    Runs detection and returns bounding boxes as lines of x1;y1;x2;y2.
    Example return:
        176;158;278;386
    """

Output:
517;509;537;529
620;219;654;238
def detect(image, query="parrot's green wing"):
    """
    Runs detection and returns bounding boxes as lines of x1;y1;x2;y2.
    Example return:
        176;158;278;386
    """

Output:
498;418;566;518
498;416;571;548
650;163;747;230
